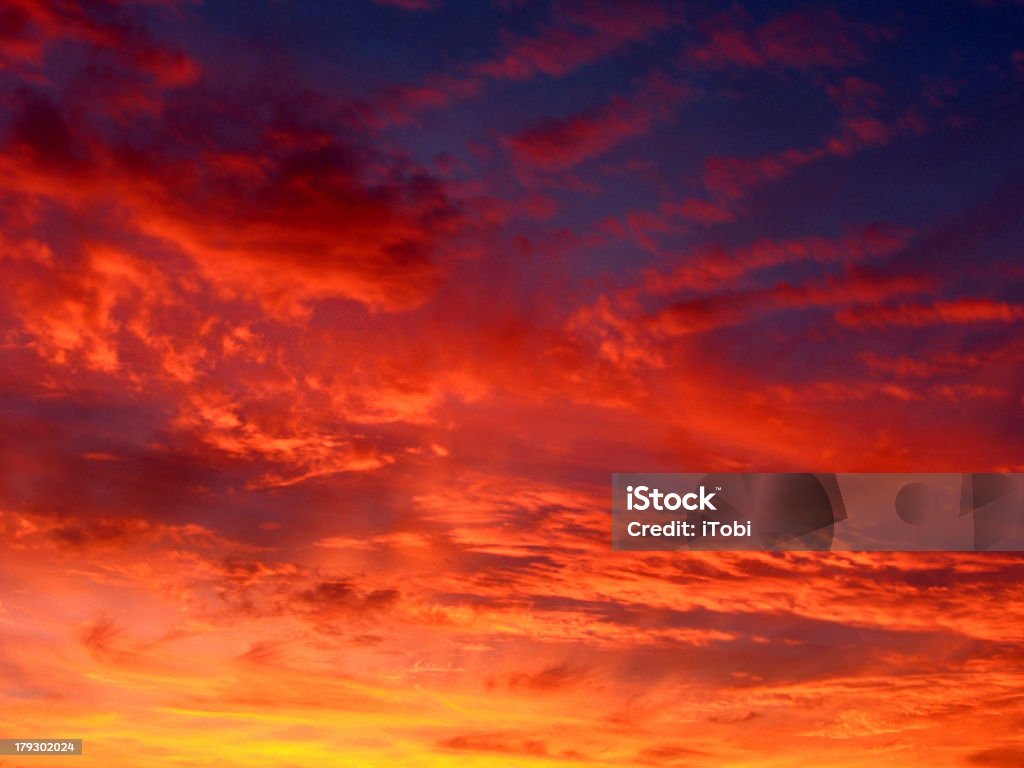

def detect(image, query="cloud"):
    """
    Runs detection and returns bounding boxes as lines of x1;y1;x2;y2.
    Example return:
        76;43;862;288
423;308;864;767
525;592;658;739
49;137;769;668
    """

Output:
371;0;678;123
2;76;461;324
437;732;549;756
116;132;462;315
689;7;882;71
79;615;126;661
688;75;925;208
173;389;397;488
662;196;736;225
644;225;912;294
476;0;676;81
374;0;440;11
296;580;401;617
702;147;826;200
837;299;1024;328
6;88;89;173
496;661;591;692
504;73;689;170
0;1;200;85
967;747;1024;767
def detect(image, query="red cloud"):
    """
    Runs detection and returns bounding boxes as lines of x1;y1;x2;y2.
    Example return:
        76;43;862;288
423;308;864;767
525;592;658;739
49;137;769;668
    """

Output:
1;83;462;316
703;147;825;200
697;75;922;204
504;74;689;170
375;73;484;125
0;1;200;85
766;267;934;309
133;142;461;314
369;0;677;126
837;298;1024;327
644;225;912;294
644;264;933;338
690;7;882;71
505;102;649;169
645;296;745;336
374;0;439;10
477;0;675;81
662;196;736;225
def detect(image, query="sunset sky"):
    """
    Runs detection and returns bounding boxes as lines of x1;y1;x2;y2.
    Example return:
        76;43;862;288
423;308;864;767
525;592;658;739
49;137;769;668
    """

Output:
2;1;1024;766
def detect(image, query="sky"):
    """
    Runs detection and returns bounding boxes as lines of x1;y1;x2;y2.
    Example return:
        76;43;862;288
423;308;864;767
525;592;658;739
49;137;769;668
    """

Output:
1;0;1024;766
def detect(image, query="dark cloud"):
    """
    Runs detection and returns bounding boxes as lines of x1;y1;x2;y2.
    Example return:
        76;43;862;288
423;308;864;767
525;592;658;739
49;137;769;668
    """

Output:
966;747;1024;767
296;580;401;616
437;732;549;756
